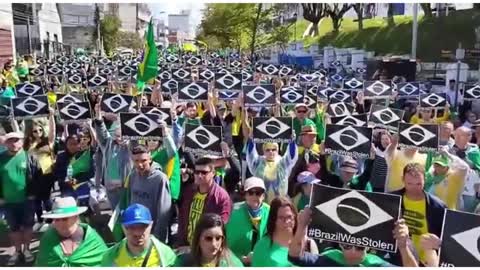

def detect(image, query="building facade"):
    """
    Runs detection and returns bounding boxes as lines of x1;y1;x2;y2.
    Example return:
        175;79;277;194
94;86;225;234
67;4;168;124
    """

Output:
104;3;151;35
58;3;97;53
0;4;16;64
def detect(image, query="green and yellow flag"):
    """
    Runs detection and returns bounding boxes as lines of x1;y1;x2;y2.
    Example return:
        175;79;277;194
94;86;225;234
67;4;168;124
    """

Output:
136;19;158;93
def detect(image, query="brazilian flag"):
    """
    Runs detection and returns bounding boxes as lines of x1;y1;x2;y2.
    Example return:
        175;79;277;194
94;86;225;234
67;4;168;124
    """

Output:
136;19;158;93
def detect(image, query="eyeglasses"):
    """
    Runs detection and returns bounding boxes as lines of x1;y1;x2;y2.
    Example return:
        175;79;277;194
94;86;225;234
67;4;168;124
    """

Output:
264;148;277;152
247;190;264;196
194;170;212;176
340;244;366;251
33;129;43;134
204;235;224;242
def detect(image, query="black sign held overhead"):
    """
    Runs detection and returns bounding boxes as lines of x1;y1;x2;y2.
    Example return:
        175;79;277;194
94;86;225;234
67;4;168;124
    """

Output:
263;64;279;76
57;102;91;123
299;74;320;85
369;105;405;131
318;86;335;101
464;85;480;100
329;90;353;103
308;184;401;253
185;55;202;66
29;67;45;77
161;79;178;94
157;70;172;81
280;87;304;105
165;54;180;64
420;93;447;108
198;68;215;82
118;65;136;78
87;74;108;88
304;93;317;109
327;102;354;117
67;74;84;85
330;114;368;127
172;68;191;81
215;73;242;90
177;82;209;102
253;117;293;143
120;113;163;140
398;123;439;151
396;82;421;97
15;81;44;97
184;124;223;156
46;65;63;76
305;85;318;97
244;85;276;107
278;66;294;77
241;70;253;82
325;124;372;158
11;95;49;120
140;107;172;126
230;60;242;69
218;90;240;101
439;210;480;267
343;78;364;90
99;66;114;77
56;93;86;104
363;80;393;99
101;93;134;113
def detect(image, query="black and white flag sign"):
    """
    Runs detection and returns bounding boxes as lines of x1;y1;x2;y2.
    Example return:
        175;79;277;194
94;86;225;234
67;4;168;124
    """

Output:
369;105;405;131
327;102;354;117
324;124;373;159
330;114;368;127
56;93;86;104
11;95;49;120
439;210;480;267
120;113;162;140
343;78;364;90
57;102;91;123
101;93;134;113
253;117;293;143
161;79;178;94
262;64;279;76
318;86;335;101
280;87;304;105
420;93;447;108
177;82;209;102
304;94;317;109
278;66;294;77
184;124;223;156
396;82;421;97
464;85;480;100
215;73;242;90
244;85;276;107
308;184;401;252
172;68;191;81
242;70;253;82
299;74;319;85
363;81;393;99
87;74;108;88
398;123;439;151
218;90;240;101
158;70;172;81
140;107;172;126
199;68;215;82
15;81;44;97
67;74;84;85
329;90;353;103
29;67;44;77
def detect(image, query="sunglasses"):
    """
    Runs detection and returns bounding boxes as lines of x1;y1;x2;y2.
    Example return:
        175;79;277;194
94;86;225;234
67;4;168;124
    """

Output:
340;244;366;251
194;170;212;176
33;129;43;133
296;110;307;113
204;235;224;242
247;190;264;196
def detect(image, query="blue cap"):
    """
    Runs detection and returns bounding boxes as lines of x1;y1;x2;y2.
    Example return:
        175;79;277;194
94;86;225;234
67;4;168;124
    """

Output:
121;204;152;226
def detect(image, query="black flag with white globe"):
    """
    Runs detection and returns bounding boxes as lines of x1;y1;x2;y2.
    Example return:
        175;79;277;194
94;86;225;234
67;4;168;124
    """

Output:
15;81;44;97
253;117;293;143
439;209;480;267
218;90;240;101
244;85;276;107
324;124;373;159
280;87;304;105
215;73;242;90
177;82;209;102
369;105;405;131
120;113;162;140
101;93;134;113
330;114;368;127
11;95;49;120
308;184;401;253
184;124;223;156
140;107;171;126
464;85;480;101
420;93;447;108
57;102;92;123
396;82;421;98
327;102;355;117
398;123;439;151
56;93;86;104
363;80;392;99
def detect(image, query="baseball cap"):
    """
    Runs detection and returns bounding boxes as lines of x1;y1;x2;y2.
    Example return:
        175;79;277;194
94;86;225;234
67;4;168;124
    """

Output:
295;103;308;110
297;171;321;185
340;158;358;173
432;155;449;167
244;177;266;191
121;203;152;226
4;132;24;140
301;125;317;135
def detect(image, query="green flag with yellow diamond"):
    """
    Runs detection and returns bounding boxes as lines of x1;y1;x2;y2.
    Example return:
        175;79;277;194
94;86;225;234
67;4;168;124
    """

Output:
136;19;158;93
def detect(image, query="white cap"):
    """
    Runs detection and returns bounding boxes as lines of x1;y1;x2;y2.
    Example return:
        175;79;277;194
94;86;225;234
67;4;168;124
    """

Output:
244;177;266;191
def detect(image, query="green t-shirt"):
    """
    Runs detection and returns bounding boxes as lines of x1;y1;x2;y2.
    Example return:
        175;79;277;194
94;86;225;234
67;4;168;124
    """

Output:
71;150;92;178
0;150;28;203
252;236;293;267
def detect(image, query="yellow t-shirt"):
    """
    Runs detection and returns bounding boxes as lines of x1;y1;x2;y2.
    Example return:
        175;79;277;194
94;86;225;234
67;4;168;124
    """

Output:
187;192;207;244
202;261;217;267
430;170;466;210
386;149;427;192
409;111;450;124
231;112;242;136
114;241;161;267
403;195;428;263
29;143;54;174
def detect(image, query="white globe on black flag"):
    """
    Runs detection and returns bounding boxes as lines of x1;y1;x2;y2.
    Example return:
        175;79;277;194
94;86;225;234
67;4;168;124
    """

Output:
398;123;439;152
57;102;92;124
100;93;134;113
330;114;368;127
324;124;373;159
253;117;292;143
369;105;405;132
11;95;49;120
120;113;163;140
184;124;223;156
243;85;276;107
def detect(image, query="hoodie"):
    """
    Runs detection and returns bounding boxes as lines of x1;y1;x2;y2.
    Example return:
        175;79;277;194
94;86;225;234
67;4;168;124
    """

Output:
128;162;173;243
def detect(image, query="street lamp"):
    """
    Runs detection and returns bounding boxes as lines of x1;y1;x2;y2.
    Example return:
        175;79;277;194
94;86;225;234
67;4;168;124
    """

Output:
293;12;297;50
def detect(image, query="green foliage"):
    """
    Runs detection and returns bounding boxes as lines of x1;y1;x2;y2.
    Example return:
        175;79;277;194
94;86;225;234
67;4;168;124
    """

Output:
100;15;121;55
117;31;143;51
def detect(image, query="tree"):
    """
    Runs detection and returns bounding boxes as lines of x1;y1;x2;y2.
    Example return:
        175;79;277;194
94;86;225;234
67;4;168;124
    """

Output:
249;3;263;60
326;4;352;33
117;31;143;50
387;3;395;27
100;15;121;56
352;3;367;30
93;4;101;51
302;3;327;37
420;3;433;18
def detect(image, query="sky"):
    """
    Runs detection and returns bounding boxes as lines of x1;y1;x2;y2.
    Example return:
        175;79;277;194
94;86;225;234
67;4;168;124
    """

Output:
150;2;205;35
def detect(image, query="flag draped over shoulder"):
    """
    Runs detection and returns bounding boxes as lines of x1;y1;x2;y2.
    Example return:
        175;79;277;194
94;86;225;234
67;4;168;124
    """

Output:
136;19;158;93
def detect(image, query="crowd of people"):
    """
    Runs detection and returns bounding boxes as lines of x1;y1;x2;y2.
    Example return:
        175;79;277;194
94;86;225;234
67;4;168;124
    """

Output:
1;53;480;268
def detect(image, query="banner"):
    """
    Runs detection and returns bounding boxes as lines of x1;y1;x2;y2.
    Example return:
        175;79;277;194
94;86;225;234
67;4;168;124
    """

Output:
100;93;134;113
177;82;209;102
215;73;242;90
58;102;91;124
244;85;276;107
120;113;162;140
140;107;171;126
324;124;373;158
330;114;368;127
11;95;49;120
184;124;223;156
280;87;304;105
369;105;405;131
15;81;44;97
327;102;354;117
363;80;393;99
398;123;439;151
253;117;293;143
420;93;447;108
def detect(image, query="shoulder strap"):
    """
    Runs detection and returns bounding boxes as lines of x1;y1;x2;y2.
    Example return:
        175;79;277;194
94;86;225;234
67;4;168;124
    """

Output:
141;243;154;267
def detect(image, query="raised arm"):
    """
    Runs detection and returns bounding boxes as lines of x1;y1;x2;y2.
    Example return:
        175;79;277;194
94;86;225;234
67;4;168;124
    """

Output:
48;108;56;146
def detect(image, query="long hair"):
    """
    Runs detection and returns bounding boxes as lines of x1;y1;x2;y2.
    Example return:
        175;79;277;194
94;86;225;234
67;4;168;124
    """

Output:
266;197;297;242
191;213;233;266
24;119;49;151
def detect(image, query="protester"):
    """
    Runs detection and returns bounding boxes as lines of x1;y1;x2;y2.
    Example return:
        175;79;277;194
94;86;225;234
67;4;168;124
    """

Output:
101;203;177;267
0;131;41;265
409;104;450;124
175;213;243;267
369;129;391;192
177;157;232;249
226;177;270;265
35;197;107;266
288;207;418;267
323;156;373;191
292;171;320;211
391;163;446;265
292;103;316;138
439;121;455;147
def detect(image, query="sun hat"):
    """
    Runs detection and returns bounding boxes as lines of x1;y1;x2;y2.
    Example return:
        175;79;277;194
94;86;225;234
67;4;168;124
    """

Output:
3;132;24;140
297;171;321;185
121;203;152;226
42;197;88;219
301;125;317;136
244;177;266;191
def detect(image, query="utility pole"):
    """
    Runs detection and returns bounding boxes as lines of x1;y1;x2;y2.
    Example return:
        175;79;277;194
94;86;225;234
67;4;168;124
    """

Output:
26;14;32;55
455;42;465;113
95;3;101;56
411;3;418;60
136;3;139;33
